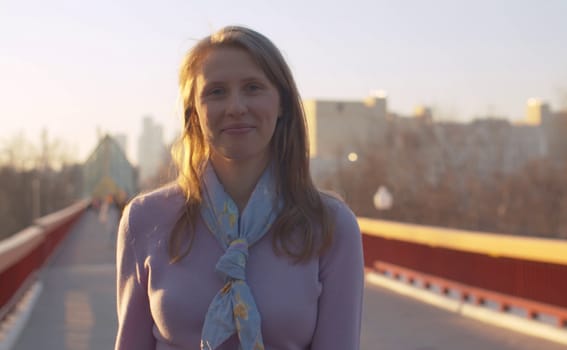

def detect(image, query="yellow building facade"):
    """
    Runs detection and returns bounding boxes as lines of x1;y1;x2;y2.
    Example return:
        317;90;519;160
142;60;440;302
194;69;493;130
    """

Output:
303;94;389;160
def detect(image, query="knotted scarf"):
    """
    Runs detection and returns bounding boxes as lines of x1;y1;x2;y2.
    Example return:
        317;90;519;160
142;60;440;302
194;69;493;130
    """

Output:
200;162;281;350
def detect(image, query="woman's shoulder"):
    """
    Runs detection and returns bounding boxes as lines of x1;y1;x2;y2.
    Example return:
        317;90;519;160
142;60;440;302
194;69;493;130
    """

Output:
319;190;356;222
317;190;363;270
128;182;185;211
131;182;184;205
122;182;186;233
318;190;360;239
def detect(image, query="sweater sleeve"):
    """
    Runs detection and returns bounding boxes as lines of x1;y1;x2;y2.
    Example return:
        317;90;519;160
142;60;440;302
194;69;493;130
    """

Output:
115;201;156;350
311;200;364;350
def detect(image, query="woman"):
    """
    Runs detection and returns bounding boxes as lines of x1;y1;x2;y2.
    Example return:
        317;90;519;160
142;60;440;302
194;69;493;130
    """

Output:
115;26;363;350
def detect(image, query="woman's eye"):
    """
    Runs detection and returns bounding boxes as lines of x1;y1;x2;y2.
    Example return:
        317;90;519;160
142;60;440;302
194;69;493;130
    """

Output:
207;88;224;96
245;83;262;92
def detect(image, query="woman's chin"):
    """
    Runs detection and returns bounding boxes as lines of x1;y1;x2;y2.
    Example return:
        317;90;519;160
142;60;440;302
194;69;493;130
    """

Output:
212;149;270;165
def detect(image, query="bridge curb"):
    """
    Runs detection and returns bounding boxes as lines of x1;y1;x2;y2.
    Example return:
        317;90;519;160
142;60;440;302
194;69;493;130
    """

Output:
365;271;567;346
0;282;43;350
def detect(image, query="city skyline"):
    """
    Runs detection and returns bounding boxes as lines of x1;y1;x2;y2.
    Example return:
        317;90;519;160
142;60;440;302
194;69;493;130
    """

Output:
1;0;566;163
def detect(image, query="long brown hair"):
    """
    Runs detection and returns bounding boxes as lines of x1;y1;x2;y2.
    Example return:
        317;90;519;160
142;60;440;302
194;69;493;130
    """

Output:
169;25;333;263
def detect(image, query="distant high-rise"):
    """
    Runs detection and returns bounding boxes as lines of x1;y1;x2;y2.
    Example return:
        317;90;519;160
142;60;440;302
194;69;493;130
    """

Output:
137;116;165;184
526;98;551;125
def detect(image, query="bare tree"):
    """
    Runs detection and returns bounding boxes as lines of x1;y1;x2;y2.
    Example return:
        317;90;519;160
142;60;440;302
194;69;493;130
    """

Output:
323;119;567;239
0;131;82;239
0;131;38;170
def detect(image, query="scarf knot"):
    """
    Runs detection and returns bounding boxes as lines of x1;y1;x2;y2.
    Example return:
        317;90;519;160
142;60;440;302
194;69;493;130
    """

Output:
200;163;281;350
216;238;249;281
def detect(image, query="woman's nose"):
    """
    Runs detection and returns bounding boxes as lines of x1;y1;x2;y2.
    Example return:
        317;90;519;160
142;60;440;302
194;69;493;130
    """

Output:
226;92;247;117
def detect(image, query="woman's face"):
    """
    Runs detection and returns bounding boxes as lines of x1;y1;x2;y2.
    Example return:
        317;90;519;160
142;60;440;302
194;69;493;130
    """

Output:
194;47;281;167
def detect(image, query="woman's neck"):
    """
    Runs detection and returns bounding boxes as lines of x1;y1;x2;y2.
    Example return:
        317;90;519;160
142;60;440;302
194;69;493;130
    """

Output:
210;153;270;212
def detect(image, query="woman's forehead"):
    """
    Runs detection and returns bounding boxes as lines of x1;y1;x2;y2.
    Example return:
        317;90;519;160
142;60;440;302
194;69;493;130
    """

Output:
196;47;269;84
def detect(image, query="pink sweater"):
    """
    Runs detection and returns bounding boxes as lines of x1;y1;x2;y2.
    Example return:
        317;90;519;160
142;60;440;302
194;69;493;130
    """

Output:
115;185;364;350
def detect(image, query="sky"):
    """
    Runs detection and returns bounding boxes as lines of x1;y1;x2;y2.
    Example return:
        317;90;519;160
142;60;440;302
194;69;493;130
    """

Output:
1;0;566;164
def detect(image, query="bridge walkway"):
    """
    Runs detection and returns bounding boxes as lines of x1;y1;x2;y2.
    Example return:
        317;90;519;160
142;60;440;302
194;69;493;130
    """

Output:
10;207;565;350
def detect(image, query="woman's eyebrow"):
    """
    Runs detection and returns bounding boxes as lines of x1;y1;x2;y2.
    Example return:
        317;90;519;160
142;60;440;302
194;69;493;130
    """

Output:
240;76;266;83
202;76;267;89
202;80;224;87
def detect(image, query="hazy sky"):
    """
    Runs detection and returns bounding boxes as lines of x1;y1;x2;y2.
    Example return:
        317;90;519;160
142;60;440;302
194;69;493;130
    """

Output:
1;0;566;164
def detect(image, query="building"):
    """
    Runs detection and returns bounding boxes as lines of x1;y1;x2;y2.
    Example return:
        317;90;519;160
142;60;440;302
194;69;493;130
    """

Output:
542;110;567;163
305;94;563;186
414;105;433;124
525;98;552;126
113;133;128;156
137;116;166;184
303;92;390;161
83;135;137;201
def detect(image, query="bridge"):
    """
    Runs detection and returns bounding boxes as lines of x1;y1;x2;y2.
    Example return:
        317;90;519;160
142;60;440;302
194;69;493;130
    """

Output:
1;200;566;350
82;134;138;206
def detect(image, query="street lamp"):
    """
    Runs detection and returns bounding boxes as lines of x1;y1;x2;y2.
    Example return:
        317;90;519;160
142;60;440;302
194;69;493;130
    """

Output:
347;152;358;162
373;186;393;211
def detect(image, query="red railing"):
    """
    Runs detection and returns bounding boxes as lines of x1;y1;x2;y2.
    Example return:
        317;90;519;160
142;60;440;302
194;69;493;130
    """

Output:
0;201;90;321
3;205;566;332
359;218;567;328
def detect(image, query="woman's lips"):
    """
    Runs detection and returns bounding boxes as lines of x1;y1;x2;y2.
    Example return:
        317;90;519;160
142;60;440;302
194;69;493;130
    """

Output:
222;126;255;135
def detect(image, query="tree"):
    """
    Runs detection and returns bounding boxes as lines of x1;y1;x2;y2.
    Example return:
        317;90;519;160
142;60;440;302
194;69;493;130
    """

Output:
321;118;567;239
0;131;82;240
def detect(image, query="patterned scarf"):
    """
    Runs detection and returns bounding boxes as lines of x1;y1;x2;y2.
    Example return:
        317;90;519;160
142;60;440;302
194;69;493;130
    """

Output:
200;162;281;350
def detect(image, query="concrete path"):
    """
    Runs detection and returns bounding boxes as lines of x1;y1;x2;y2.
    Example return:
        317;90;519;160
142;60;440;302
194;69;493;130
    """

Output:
11;206;118;350
9;206;566;349
361;283;564;349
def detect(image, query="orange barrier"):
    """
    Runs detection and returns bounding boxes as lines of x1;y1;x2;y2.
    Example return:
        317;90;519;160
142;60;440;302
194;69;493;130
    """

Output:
374;261;567;327
0;200;90;321
359;217;567;323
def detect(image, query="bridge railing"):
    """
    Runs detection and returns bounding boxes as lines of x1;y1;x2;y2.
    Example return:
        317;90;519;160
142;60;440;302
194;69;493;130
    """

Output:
2;203;566;331
0;200;90;321
359;217;567;327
